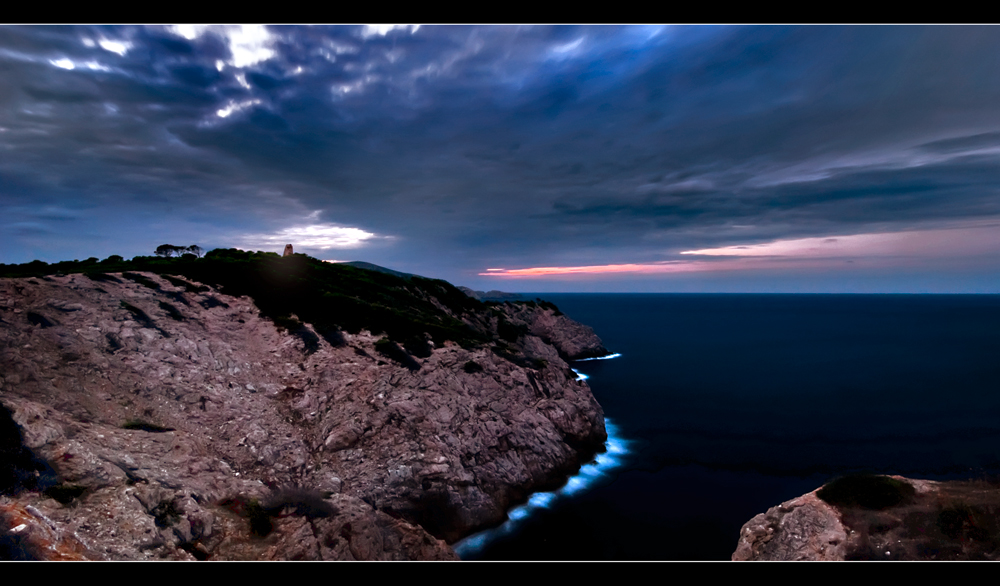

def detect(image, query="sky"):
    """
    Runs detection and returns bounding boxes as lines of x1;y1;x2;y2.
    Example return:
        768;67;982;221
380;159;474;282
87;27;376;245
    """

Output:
2;24;1000;293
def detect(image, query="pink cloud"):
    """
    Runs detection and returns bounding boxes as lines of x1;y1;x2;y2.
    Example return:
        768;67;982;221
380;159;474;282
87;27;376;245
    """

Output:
481;223;1000;278
480;261;725;277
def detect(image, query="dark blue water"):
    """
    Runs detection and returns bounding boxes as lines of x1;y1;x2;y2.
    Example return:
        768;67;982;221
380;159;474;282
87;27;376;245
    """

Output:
457;294;1000;560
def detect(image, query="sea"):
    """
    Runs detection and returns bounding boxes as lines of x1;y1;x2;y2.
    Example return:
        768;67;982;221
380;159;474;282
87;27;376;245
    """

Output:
455;293;1000;561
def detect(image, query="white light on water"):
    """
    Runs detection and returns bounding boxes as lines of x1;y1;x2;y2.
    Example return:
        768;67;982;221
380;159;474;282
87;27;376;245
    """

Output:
574;353;622;362
453;418;631;558
573;352;620;380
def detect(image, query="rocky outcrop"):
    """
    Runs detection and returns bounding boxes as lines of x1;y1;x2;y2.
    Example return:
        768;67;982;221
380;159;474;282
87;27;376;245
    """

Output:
457;287;522;302
0;270;607;560
498;302;609;361
734;475;1000;561
732;490;849;561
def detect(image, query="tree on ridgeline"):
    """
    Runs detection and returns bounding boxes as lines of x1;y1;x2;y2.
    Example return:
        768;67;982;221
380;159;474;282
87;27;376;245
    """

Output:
155;244;203;258
155;244;181;257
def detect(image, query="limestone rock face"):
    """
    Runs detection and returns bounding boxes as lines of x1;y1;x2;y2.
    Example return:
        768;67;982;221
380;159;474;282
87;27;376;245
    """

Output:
0;272;607;560
499;303;609;361
732;491;848;561
734;476;1000;561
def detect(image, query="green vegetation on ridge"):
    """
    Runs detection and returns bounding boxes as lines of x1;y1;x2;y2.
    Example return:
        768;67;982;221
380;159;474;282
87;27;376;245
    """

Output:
2;249;494;354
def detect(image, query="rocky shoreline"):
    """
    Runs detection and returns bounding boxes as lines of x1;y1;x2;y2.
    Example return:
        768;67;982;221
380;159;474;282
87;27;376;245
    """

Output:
0;264;609;560
734;474;1000;561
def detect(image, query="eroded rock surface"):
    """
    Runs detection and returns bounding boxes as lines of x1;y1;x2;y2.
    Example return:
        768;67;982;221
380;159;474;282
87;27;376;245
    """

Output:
735;476;1000;561
732;491;848;561
0;271;607;560
498;302;609;361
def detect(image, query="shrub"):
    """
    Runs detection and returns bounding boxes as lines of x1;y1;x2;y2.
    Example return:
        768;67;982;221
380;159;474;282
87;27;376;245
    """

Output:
262;487;338;519
375;338;421;371
121;272;160;290
161;275;208;293
246;499;273;537
84;272;121;283
222;488;337;538
816;474;915;510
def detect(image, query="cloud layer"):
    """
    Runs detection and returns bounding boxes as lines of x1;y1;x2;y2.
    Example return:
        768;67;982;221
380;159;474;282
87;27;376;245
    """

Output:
3;25;1000;291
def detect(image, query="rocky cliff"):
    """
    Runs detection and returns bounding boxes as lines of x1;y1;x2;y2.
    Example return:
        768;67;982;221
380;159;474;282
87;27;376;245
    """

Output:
0;252;608;560
734;474;1000;561
493;300;609;361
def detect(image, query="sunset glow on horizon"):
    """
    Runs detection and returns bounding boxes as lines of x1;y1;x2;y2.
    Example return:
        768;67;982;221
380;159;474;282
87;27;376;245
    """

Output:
481;261;731;277
679;224;1000;259
482;224;1000;279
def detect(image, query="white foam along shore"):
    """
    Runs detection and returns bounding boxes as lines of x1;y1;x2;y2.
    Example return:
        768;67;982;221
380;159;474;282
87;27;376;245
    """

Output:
573;352;622;362
572;352;621;381
453;417;631;558
455;352;625;558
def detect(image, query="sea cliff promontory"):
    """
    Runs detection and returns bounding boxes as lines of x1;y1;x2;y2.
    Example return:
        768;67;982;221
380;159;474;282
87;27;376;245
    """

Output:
0;250;608;560
734;474;1000;561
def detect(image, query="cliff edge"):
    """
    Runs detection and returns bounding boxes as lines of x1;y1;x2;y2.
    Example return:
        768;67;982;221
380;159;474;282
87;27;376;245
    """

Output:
0;251;608;560
734;474;1000;561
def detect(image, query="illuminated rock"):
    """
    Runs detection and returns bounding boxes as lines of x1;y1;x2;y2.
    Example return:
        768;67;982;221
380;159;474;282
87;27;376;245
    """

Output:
734;475;1000;560
0;269;607;559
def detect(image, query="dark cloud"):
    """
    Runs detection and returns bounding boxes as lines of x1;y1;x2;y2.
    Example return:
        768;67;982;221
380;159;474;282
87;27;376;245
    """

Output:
1;25;999;291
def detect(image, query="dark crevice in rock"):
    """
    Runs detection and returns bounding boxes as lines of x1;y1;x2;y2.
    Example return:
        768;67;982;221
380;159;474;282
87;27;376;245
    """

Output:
26;312;55;328
198;295;229;309
43;483;88;505
122;419;175;433
0;403;59;496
